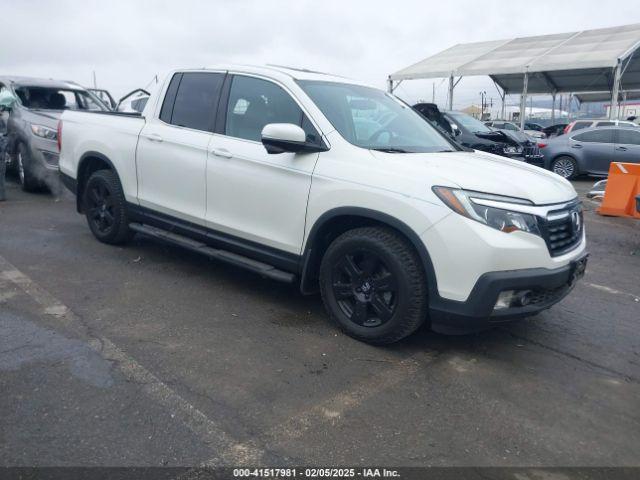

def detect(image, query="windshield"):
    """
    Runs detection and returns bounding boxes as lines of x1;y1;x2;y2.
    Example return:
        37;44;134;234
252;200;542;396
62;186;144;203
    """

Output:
445;112;493;133
14;86;108;111
297;80;456;153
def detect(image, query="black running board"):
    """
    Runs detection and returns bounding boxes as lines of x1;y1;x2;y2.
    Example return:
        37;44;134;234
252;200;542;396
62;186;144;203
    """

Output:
129;223;296;283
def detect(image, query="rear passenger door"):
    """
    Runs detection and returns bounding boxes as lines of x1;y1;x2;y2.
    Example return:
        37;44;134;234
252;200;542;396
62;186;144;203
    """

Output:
206;74;323;254
136;71;224;224
614;129;640;164
570;129;615;175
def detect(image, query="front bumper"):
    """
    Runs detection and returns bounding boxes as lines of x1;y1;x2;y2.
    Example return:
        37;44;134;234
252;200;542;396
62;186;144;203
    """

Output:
429;252;588;334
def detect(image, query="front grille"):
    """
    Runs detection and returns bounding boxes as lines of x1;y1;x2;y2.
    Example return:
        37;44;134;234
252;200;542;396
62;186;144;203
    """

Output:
523;145;542;159
537;203;583;257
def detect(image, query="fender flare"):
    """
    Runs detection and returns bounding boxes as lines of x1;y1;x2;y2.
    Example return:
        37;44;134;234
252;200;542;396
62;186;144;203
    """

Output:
300;207;439;299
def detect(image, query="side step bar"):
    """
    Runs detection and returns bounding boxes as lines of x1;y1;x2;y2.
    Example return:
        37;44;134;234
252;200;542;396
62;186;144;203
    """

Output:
129;223;296;283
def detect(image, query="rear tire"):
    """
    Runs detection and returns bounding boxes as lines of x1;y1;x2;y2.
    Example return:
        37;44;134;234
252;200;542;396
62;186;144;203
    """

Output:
319;226;428;345
83;169;132;245
551;156;578;179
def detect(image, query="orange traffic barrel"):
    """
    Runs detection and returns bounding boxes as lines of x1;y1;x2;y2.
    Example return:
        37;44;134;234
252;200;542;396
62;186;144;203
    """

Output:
598;162;640;219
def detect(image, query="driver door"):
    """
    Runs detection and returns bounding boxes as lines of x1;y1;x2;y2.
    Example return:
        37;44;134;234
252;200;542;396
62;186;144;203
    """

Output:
206;74;323;254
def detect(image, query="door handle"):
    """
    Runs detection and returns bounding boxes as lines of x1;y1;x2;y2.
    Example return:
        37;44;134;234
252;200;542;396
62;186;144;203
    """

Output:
571;144;582;149
146;133;163;143
211;148;233;159
616;146;627;151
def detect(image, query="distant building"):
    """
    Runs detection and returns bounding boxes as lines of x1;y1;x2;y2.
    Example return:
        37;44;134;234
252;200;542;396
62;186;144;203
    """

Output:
604;102;640;119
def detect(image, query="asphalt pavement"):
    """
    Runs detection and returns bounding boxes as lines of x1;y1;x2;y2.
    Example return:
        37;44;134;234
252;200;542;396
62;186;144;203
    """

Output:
0;177;639;467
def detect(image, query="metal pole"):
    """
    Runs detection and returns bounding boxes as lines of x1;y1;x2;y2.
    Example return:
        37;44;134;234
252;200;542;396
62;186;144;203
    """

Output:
551;92;556;124
610;61;622;119
387;77;393;94
519;70;528;130
448;75;454;110
432;82;435;103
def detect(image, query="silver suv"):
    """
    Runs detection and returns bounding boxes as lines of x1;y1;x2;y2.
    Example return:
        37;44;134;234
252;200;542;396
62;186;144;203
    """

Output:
0;76;108;191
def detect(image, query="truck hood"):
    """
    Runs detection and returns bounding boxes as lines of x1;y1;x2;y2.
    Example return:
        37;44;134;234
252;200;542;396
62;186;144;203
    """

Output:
370;150;576;205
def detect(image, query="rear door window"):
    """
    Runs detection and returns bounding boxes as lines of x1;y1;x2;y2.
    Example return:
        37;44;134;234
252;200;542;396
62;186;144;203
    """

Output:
572;129;614;144
161;72;224;131
572;121;591;131
595;121;614;127
617;129;640;145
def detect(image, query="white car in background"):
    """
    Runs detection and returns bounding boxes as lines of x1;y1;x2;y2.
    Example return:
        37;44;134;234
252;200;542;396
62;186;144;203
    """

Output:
58;65;587;344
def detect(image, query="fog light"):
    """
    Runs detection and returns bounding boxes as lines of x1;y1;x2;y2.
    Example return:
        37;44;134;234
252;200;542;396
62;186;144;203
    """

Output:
494;290;516;310
494;289;534;310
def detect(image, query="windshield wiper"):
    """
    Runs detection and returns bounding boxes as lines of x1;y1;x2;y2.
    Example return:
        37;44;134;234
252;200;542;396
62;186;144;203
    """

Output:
372;147;409;153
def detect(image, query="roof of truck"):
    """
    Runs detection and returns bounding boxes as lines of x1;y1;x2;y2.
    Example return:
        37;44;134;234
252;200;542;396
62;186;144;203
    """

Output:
195;64;373;87
0;76;84;90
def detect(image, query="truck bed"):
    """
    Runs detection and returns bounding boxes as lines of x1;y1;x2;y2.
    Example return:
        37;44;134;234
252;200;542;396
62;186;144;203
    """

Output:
58;109;147;204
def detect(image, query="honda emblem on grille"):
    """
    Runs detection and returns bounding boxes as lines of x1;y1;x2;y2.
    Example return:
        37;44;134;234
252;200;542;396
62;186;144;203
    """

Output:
571;211;581;233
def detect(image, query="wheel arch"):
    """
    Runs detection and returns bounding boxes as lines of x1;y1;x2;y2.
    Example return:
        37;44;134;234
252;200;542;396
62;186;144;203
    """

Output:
299;207;438;299
76;152;121;213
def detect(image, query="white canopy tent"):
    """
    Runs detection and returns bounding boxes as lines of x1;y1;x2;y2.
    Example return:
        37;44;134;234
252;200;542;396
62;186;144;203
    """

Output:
389;24;640;128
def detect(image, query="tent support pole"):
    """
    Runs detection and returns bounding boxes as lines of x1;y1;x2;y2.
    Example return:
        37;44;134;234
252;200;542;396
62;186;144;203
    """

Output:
387;78;394;94
519;69;529;130
448;75;454;110
610;61;622;119
551;92;556;124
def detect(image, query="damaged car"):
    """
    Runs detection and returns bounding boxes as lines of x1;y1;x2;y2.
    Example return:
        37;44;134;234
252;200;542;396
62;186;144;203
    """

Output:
413;104;544;165
0;76;109;192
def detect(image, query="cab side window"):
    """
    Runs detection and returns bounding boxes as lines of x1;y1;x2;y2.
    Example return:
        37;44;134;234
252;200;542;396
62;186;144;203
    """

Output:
160;72;224;132
224;75;320;144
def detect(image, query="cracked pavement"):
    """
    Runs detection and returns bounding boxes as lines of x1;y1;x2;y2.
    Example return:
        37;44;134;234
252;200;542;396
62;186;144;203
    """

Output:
0;178;639;466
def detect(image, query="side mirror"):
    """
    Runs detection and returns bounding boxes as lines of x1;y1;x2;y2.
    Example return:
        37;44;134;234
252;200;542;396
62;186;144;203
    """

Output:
261;123;327;154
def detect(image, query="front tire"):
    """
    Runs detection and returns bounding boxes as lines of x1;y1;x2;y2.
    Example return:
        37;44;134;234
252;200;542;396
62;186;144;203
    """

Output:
319;227;428;345
551;156;578;179
17;143;42;192
83;169;132;245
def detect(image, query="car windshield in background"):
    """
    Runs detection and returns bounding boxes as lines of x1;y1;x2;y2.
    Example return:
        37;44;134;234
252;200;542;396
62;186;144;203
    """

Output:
14;86;107;111
298;80;456;153
446;112;493;133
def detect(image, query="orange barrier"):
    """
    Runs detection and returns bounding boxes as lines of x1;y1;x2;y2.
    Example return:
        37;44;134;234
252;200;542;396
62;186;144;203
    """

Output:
598;162;640;219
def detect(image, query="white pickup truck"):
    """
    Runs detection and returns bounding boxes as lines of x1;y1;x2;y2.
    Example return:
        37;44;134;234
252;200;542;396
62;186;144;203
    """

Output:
58;65;587;344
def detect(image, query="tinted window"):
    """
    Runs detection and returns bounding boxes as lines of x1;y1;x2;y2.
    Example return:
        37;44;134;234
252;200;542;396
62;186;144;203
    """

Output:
225;75;314;142
595;121;614;127
166;72;224;131
572;121;591;131
159;73;181;123
573;129;614;143
504;123;518;131
617;129;640;145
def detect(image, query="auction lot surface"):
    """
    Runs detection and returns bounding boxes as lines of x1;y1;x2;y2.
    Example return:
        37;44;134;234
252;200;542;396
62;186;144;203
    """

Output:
1;178;639;467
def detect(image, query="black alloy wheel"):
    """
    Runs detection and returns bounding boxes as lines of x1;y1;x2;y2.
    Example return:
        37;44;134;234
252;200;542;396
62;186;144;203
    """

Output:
332;250;398;328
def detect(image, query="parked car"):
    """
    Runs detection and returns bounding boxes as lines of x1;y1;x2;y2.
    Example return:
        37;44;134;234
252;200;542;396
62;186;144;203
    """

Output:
58;65;587;344
421;108;544;165
542;123;568;138
563;118;638;134
485;120;546;139
0;76;109;191
540;126;640;179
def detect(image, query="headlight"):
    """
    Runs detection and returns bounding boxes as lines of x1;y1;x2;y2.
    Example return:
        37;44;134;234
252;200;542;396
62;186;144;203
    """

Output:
30;124;58;140
502;145;523;155
432;186;540;235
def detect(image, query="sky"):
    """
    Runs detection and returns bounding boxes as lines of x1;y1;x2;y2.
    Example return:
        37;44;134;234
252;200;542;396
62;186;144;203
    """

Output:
2;0;640;109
